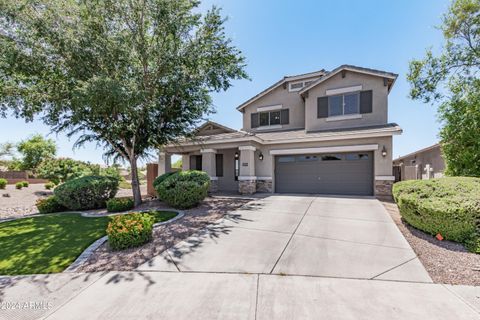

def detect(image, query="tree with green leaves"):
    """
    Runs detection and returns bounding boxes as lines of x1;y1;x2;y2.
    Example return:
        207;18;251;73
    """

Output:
17;134;57;171
0;0;247;205
407;0;480;176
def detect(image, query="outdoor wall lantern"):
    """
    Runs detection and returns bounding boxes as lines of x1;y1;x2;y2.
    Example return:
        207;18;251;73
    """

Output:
234;151;239;159
258;152;264;161
381;145;387;157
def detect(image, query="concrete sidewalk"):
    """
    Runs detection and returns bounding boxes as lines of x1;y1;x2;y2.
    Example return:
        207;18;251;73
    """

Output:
0;271;479;320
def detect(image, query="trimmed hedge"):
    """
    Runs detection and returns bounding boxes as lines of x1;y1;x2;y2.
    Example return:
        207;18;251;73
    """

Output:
36;195;67;214
154;170;209;209
153;171;178;191
106;197;135;213
21;181;29;187
393;177;480;253
54;175;119;210
107;213;154;250
15;182;23;189
0;178;6;189
45;182;55;190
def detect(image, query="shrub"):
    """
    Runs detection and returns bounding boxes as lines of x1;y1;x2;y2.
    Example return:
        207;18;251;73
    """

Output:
44;182;55;190
107;213;154;250
15;182;23;189
152;171;178;191
155;170;209;209
54;175;119;210
106;197;135;212
37;158;100;185
36;195;67;214
21;181;29;187
0;178;7;189
393;177;480;253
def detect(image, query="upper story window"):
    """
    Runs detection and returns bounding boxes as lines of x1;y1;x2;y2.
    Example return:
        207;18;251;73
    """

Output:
289;80;315;92
251;109;289;128
328;93;360;117
317;90;372;119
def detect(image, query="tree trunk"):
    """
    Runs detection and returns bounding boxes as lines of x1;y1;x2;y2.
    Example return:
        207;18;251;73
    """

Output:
129;156;142;207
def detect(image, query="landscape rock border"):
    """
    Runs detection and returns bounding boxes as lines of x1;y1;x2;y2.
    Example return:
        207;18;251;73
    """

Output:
64;209;185;272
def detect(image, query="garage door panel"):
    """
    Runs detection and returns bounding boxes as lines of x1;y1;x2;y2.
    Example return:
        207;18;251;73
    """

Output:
275;152;373;195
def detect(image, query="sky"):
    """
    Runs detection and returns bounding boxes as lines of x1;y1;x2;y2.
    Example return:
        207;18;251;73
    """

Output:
0;0;450;165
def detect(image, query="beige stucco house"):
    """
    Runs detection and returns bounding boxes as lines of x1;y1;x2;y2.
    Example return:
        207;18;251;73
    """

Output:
393;143;445;181
158;65;402;197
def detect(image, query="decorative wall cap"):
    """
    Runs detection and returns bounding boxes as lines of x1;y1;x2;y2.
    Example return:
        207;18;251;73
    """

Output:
375;175;395;181
238;176;257;181
257;176;273;180
209;176;218;181
238;146;256;151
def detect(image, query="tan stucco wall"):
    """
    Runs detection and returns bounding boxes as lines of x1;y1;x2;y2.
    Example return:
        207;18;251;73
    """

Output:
241;77;319;132
393;146;445;177
304;71;388;131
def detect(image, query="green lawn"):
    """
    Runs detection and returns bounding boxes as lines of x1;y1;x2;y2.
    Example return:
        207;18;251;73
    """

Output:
0;210;178;275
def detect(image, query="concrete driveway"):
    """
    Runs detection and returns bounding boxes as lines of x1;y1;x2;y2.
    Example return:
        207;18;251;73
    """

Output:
138;195;431;282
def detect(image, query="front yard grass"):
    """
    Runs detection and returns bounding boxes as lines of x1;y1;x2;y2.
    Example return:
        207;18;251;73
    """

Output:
0;211;178;275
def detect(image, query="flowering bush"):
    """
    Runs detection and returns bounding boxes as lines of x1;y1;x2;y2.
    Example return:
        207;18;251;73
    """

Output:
107;213;154;250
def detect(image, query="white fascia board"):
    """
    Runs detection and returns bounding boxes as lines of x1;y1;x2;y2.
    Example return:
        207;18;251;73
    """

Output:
326;85;363;96
269;144;379;155
257;104;283;112
200;148;217;153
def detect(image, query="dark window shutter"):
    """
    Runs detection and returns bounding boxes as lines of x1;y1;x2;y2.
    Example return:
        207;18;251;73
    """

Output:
215;154;223;177
360;90;373;114
280;109;289;124
196;155;202;171
317;97;328;118
251;112;259;128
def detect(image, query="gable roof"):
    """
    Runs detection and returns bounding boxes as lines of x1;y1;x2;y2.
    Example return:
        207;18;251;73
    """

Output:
195;120;237;136
299;65;398;95
393;143;441;162
236;69;326;111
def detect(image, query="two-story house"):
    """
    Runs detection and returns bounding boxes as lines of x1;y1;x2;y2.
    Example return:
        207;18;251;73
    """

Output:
158;65;402;197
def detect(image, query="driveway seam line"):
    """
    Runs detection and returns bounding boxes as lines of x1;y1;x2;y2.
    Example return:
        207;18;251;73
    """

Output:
225;225;294;235
369;256;418;280
306;214;394;224
441;284;480;315
166;250;181;272
268;198;315;274
293;233;412;250
254;274;260;320
43;272;107;319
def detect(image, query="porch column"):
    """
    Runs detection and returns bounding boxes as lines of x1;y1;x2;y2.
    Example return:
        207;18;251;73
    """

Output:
158;151;172;176
200;149;218;192
181;154;190;171
238;146;256;194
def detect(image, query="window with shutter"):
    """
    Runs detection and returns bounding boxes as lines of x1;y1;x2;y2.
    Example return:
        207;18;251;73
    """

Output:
360;90;373;114
281;109;289;124
215;154;223;177
251;113;259;128
317;97;329;118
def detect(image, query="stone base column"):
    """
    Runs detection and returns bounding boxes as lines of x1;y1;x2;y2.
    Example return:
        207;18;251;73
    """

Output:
256;178;273;193
209;177;218;193
375;176;394;199
239;177;256;194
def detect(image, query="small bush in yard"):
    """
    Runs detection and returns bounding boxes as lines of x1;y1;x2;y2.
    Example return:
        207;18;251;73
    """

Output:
15;182;23;189
106;197;135;213
107;213;154;250
36;195;67;214
45;182;55;190
54;175;119;210
0;179;7;189
393;177;480;253
21;181;29;187
154;170;209;209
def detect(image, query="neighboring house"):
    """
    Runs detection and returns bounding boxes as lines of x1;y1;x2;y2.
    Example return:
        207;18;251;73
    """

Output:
393;143;445;181
158;65;402;197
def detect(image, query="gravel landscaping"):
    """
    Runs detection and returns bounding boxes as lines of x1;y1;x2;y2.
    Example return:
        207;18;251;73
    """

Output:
382;200;480;286
76;196;250;272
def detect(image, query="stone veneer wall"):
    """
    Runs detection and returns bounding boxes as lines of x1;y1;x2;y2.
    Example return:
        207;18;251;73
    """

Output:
209;179;218;193
375;180;393;199
239;180;256;194
256;179;273;193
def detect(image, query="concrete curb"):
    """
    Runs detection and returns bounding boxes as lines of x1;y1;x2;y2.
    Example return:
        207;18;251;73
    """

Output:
63;210;184;273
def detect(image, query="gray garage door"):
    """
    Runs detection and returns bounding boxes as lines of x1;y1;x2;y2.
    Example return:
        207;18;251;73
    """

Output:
275;152;373;195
